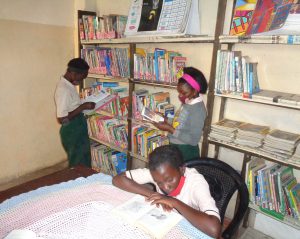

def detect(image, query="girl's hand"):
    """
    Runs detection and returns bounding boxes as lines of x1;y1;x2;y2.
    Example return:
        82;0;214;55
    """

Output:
152;122;174;134
146;193;175;212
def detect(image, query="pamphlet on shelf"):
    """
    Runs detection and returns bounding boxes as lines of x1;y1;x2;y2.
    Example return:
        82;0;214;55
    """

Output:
112;195;183;239
125;0;200;37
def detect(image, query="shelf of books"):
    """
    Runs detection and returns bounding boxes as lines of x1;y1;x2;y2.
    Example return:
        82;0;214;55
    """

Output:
131;79;177;89
219;35;300;45
90;136;127;154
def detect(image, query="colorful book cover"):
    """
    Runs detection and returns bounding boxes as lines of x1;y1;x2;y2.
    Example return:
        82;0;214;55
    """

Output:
246;0;294;35
230;0;258;36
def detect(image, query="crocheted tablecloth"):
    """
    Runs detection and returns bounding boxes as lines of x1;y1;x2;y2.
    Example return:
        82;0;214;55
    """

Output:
0;173;212;239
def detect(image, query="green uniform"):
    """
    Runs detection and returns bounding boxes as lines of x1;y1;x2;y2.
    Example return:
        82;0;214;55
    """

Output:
60;113;91;167
170;143;200;162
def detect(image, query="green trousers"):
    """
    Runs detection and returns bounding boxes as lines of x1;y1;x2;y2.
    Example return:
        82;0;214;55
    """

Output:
60;113;91;167
170;143;200;162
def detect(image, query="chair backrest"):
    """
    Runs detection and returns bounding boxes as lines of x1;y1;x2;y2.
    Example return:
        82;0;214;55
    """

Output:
184;157;249;239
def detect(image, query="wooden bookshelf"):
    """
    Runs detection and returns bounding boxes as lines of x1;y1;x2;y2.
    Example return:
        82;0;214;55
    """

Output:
219;35;300;45
90;137;127;154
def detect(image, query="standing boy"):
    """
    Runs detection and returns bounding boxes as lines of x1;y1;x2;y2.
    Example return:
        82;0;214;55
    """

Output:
54;58;95;167
112;145;221;238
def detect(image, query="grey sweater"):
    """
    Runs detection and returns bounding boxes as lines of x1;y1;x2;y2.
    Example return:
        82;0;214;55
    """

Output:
168;102;207;146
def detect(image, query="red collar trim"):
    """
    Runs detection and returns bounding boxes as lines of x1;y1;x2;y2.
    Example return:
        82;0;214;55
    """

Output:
168;176;186;197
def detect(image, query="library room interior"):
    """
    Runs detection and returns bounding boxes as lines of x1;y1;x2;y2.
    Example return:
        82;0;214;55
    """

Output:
1;0;300;239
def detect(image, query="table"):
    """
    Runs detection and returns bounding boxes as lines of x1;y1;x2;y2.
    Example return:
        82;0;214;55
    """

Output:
0;167;212;239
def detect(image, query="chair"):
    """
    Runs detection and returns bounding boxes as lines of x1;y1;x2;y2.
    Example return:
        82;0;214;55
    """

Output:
184;157;249;239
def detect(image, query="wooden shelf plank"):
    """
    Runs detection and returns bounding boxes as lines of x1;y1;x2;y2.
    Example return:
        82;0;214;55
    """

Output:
89;137;127;153
215;94;300;110
81;35;215;44
208;139;300;170
219;35;300;45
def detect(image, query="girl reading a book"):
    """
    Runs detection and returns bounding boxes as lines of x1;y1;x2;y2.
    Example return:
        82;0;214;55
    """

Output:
113;145;221;238
54;58;95;167
153;67;208;161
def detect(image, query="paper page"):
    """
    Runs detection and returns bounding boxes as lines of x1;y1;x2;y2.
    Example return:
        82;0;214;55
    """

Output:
136;207;183;239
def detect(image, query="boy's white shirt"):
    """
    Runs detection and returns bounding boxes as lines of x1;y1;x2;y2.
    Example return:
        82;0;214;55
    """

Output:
126;167;220;220
55;76;81;118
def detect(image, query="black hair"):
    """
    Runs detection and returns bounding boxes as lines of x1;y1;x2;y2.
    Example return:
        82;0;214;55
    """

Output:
67;58;89;73
148;145;184;171
178;67;208;94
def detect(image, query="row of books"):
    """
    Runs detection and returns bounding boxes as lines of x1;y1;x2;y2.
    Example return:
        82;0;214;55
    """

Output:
81;46;130;78
132;89;175;121
134;48;186;84
91;142;127;176
81;83;129;118
230;0;300;36
79;14;127;40
132;124;169;158
246;157;300;220
215;50;260;98
87;115;128;150
209;119;300;162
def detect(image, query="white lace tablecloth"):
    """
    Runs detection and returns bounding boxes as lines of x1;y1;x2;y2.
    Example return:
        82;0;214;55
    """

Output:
0;173;212;239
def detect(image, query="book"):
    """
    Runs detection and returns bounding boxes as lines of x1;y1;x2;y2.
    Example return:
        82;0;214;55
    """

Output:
246;0;294;35
82;92;118;115
125;0;200;36
230;0;257;36
112;195;183;239
141;106;164;123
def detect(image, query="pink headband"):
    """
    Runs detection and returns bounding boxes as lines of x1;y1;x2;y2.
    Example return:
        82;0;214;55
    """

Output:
182;74;200;92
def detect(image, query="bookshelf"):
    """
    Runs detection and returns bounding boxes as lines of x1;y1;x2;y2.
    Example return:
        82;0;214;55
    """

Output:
78;0;227;172
202;32;300;233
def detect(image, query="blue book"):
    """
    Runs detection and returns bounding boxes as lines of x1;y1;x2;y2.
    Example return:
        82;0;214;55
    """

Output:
112;152;127;174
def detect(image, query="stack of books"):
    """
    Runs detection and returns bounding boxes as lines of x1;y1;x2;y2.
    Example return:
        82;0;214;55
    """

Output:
261;129;300;160
289;143;300;165
234;123;270;148
209;119;244;143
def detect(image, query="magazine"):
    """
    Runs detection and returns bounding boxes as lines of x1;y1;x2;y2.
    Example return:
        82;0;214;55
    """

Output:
112;195;183;239
141;106;164;123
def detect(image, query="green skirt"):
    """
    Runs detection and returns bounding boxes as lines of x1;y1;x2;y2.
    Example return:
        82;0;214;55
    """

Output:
60;113;91;167
170;143;200;162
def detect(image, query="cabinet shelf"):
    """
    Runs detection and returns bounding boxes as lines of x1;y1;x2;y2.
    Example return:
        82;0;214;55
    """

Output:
81;35;215;45
88;74;129;83
90;137;127;153
130;152;148;163
215;93;300;110
219;35;300;45
131;79;177;89
208;139;300;170
249;203;300;230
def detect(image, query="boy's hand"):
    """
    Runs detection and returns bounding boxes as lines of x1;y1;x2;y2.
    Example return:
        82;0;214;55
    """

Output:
82;102;96;110
146;193;175;212
152;122;174;134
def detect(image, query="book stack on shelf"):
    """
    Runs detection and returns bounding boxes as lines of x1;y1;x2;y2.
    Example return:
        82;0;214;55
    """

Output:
91;143;127;176
234;123;270;148
215;50;260;98
245;157;300;223
132;124;169;160
81;46;130;78
79;14;128;40
133;90;175;121
261;129;300;160
209;119;245;143
290;143;300;164
134;48;186;84
87;115;128;150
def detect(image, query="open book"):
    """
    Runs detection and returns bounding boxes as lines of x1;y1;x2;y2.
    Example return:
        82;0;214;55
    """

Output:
141;106;164;123
82;90;117;115
112;195;183;239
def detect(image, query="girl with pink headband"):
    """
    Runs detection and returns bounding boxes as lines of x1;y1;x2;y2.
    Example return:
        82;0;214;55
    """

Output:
153;67;208;161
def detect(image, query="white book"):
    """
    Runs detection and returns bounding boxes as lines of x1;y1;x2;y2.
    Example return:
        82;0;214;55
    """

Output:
112;195;183;239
